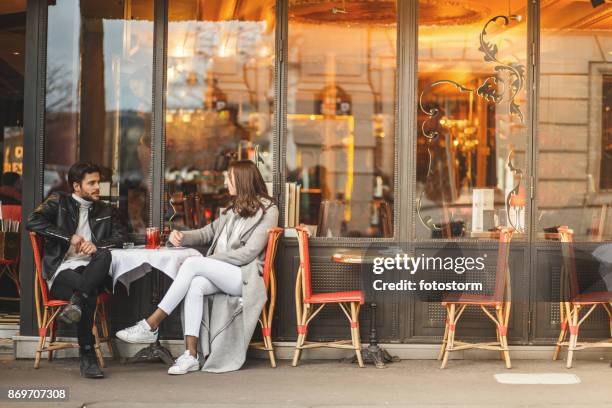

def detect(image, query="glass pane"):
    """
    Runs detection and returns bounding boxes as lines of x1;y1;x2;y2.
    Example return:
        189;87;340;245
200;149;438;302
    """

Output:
163;0;276;230
44;0;153;233
286;1;397;238
416;2;528;239
0;1;26;311
0;0;26;191
537;3;612;242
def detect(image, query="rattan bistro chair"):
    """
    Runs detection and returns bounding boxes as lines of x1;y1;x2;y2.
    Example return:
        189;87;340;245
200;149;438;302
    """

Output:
249;227;283;367
30;232;114;369
292;226;365;367
0;204;22;301
552;226;612;368
438;227;514;369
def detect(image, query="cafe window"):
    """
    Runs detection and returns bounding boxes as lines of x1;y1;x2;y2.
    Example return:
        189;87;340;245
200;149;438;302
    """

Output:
163;0;276;230
285;0;397;238
601;75;611;191
416;0;529;240
0;0;26;313
536;2;612;241
43;0;154;233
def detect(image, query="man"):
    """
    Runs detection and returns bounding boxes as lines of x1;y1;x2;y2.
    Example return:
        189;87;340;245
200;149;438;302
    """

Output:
27;162;126;378
0;171;22;204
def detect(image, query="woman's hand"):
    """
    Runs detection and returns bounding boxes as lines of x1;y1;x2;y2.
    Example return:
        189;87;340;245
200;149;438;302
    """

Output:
168;230;184;247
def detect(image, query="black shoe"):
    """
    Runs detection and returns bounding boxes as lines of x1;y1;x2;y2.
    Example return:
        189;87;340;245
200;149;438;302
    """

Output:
79;345;104;379
58;294;83;324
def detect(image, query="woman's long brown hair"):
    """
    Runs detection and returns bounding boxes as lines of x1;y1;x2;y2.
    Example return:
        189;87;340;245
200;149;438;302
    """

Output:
224;160;274;218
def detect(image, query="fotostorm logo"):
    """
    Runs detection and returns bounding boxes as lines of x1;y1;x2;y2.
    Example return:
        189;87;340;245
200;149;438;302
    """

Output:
371;253;487;275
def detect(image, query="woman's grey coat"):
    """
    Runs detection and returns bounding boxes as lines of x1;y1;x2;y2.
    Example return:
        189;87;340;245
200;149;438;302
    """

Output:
179;199;278;373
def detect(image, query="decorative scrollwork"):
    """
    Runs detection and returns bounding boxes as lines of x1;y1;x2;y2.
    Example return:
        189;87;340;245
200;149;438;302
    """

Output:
505;150;523;232
417;14;526;232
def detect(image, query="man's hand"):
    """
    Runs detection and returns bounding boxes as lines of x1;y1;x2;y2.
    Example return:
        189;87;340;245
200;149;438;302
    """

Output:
80;241;97;255
168;230;184;247
70;234;84;252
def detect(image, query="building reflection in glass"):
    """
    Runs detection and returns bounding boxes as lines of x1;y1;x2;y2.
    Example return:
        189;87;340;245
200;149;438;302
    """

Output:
164;0;276;230
44;0;154;233
416;0;528;239
286;0;397;238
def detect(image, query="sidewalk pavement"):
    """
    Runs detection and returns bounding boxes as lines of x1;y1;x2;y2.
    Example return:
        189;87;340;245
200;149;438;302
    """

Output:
1;357;611;408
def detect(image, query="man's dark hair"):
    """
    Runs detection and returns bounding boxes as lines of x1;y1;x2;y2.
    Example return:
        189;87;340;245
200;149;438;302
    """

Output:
68;162;101;191
1;172;20;187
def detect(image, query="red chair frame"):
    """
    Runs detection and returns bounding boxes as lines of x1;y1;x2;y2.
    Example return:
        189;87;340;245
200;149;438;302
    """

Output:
249;227;283;367
292;226;364;367
30;232;114;368
0;204;21;301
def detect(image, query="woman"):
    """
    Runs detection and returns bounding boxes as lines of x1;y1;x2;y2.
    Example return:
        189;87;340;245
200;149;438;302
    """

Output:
117;160;278;374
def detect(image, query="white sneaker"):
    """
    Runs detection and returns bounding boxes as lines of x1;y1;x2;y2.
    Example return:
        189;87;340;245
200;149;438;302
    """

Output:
116;319;158;344
168;351;200;375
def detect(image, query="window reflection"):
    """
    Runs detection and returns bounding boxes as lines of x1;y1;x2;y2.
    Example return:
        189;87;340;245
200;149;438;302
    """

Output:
537;2;612;241
416;1;528;239
286;1;397;238
164;0;275;230
44;0;153;233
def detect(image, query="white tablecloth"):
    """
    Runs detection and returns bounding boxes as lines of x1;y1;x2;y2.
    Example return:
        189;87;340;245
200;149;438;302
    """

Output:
110;246;202;292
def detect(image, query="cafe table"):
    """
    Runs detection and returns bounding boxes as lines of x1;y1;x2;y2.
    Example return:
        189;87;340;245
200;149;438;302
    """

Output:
331;251;400;369
109;245;203;364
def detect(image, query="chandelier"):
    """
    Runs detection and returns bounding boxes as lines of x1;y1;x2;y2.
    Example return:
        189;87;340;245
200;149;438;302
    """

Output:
288;0;396;26
288;0;491;26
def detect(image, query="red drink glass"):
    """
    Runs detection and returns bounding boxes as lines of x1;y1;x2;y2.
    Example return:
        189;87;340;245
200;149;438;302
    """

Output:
145;227;160;249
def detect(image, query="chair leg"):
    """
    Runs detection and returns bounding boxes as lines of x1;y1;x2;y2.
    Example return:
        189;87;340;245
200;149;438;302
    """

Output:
553;316;568;361
292;306;309;367
438;313;449;361
34;308;49;369
566;306;579;369
441;304;456;369
350;302;364;368
496;308;511;369
495;326;504;361
99;303;114;359
48;321;57;362
92;304;105;368
265;333;276;368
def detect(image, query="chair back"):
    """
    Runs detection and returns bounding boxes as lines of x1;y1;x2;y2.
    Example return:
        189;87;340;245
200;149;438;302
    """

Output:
492;228;513;303
2;204;22;221
262;227;283;289
558;226;579;300
379;201;393;238
29;232;52;306
316;200;345;237
295;226;313;300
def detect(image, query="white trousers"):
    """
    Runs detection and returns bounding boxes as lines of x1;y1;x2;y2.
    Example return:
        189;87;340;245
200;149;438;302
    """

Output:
157;256;242;337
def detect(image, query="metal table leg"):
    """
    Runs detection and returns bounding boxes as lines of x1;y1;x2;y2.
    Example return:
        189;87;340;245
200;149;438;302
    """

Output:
123;341;174;366
121;269;174;366
344;302;399;368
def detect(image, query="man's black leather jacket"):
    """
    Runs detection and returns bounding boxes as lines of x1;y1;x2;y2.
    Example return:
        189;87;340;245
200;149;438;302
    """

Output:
26;191;127;280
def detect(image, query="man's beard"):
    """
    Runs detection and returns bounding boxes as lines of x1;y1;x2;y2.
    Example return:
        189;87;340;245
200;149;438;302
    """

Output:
81;192;99;202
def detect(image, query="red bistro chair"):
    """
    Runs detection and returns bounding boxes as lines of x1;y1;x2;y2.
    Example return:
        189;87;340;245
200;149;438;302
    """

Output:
292;226;365;367
438;227;514;369
30;232;114;368
0;204;22;301
553;226;612;368
249;227;283;367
